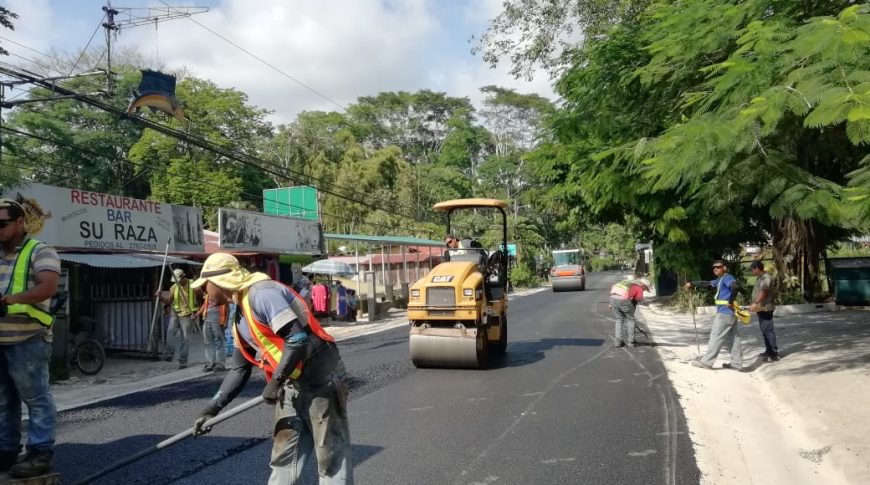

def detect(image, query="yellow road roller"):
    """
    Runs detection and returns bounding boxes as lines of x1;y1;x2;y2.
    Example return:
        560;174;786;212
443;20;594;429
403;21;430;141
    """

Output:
408;198;509;368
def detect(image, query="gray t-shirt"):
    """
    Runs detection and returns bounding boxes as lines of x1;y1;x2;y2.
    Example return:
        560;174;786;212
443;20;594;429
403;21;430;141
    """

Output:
752;272;775;312
241;280;304;340
237;280;339;389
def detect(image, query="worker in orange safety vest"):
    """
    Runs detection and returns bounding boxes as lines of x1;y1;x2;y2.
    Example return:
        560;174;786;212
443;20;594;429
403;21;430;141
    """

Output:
190;253;352;484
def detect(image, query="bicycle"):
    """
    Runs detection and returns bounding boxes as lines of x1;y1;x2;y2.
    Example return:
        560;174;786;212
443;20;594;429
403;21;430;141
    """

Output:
69;316;105;376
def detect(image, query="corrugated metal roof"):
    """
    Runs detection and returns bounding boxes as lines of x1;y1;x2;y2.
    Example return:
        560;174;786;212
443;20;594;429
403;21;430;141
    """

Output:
325;233;442;247
59;253;202;268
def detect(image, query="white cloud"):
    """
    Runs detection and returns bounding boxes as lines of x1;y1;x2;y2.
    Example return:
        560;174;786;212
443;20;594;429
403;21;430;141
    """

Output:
2;0;555;124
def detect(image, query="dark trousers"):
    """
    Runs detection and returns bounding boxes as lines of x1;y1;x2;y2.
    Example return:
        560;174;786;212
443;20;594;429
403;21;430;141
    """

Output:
757;311;778;356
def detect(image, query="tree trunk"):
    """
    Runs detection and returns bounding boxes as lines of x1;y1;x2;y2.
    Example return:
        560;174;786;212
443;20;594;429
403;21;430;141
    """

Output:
771;217;827;301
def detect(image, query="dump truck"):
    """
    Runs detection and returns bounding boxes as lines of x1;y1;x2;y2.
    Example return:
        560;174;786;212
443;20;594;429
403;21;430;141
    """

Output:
407;198;510;369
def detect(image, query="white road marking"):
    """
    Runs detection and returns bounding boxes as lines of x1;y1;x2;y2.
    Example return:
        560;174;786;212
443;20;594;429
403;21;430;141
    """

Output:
541;457;577;464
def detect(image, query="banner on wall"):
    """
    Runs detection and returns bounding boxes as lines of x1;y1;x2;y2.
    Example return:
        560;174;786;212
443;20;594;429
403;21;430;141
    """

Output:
218;207;323;255
3;183;204;252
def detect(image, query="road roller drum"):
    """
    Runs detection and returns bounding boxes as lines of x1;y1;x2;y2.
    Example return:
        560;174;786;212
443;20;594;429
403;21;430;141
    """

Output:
410;325;488;368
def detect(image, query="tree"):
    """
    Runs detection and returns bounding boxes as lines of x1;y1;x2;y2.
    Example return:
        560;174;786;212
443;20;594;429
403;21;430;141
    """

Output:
522;0;869;297
632;1;869;294
0;7;19;56
129;75;275;226
348;90;476;164
477;86;553;228
473;0;649;79
3;66;149;197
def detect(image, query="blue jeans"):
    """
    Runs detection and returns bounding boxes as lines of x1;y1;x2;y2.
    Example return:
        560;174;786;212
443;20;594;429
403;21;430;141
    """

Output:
757;311;778;355
610;297;636;344
0;336;56;452
163;314;192;364
202;320;226;368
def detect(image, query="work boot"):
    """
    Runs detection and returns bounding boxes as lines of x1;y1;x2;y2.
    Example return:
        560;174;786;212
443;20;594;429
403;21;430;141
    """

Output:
202;364;214;372
9;449;52;478
0;449;19;472
178;362;188;369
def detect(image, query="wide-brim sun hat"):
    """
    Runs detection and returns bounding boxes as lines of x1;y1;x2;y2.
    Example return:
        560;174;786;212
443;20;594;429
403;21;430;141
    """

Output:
191;252;268;291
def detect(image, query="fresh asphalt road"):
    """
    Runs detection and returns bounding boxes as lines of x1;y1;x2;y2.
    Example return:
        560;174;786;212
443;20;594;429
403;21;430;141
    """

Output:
54;272;700;485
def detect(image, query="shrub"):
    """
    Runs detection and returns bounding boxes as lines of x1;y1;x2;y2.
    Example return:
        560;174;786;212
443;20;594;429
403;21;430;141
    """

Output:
667;287;714;313
588;256;622;271
510;264;539;288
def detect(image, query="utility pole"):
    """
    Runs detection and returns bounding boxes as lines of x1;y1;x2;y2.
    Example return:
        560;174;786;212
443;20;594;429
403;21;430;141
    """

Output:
100;1;209;95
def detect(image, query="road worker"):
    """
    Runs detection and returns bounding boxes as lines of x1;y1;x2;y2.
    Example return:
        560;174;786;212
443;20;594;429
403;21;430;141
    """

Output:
0;198;61;478
684;259;745;371
608;276;649;347
190;253;352;484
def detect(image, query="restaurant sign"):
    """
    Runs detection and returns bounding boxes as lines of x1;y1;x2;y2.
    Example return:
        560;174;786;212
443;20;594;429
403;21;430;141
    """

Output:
3;183;204;252
219;207;323;254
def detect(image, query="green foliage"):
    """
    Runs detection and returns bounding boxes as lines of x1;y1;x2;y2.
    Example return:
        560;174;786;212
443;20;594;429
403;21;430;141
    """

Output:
510;263;540;288
587;256;622;271
473;0;649;78
667;287;714;313
0;7;18;55
4;66;149;197
514;0;870;289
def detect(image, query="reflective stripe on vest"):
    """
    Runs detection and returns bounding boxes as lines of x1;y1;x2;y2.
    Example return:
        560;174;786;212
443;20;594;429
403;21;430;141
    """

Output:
714;278;729;306
610;280;631;299
172;283;195;314
237;282;335;381
4;239;54;327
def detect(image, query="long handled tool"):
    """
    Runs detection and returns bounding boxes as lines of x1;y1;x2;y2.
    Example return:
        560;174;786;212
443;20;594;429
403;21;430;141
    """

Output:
688;293;701;356
146;238;172;356
71;396;265;485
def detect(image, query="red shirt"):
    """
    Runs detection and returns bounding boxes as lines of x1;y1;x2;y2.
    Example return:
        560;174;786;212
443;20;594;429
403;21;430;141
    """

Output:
628;284;645;302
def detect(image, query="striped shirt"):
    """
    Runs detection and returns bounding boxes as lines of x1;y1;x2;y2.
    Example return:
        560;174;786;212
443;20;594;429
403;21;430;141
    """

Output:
0;238;61;343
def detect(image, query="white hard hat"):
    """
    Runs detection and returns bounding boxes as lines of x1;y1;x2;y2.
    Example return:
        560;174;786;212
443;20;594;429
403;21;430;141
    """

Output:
173;268;186;280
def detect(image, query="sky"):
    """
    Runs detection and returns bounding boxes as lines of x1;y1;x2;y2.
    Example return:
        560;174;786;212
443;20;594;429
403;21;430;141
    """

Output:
1;0;556;124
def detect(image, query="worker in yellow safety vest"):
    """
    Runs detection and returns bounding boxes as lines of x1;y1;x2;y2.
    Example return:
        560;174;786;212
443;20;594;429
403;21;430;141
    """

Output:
157;268;198;369
0;198;61;478
608;277;649;347
190;253;352;484
684;259;746;371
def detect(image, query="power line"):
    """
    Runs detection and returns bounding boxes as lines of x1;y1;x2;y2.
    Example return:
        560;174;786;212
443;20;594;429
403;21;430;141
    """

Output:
0;126;434;235
157;0;347;112
0;34;426;221
67;14;107;76
0;36;78;73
